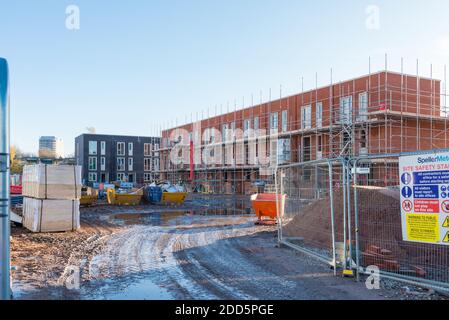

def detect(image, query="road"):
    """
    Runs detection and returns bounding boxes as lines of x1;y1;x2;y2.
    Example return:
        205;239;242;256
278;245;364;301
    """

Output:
12;205;434;300
81;213;386;300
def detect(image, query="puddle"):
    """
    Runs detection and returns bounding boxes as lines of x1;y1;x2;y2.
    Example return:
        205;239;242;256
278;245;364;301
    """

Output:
85;277;172;300
109;208;253;227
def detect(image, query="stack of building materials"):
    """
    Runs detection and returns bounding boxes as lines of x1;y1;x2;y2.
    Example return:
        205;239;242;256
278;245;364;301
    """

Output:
22;164;82;233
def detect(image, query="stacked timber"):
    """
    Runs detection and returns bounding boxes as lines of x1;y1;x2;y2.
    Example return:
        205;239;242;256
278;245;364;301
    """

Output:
22;164;82;233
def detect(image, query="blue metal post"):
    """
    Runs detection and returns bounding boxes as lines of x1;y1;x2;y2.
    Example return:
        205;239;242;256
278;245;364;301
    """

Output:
0;58;11;300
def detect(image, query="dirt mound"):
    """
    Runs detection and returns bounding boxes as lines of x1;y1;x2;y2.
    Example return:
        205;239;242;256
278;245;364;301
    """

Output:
283;187;449;277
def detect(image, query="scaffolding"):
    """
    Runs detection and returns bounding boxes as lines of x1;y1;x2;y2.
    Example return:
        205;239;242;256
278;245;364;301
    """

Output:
157;56;449;198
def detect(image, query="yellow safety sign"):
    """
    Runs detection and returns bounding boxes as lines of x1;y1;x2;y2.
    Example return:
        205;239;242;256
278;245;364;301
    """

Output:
406;214;439;243
443;216;449;228
443;232;449;243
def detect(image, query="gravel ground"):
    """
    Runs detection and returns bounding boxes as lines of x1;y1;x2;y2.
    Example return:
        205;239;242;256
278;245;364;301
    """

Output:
10;199;448;300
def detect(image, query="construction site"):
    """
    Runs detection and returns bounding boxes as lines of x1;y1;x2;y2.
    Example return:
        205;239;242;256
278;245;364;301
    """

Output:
2;52;449;302
156;58;449;292
160;66;446;191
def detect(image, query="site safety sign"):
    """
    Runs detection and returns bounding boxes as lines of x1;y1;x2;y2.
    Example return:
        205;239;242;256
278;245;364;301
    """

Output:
400;153;449;245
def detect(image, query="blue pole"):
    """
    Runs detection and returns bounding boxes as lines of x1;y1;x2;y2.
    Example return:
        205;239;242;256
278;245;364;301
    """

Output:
0;57;11;300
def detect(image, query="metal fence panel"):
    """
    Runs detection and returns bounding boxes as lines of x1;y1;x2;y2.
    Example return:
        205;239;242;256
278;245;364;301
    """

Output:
278;152;449;291
352;154;449;290
277;159;348;269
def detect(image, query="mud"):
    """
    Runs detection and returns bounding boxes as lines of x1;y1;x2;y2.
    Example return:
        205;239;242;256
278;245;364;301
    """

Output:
10;196;446;300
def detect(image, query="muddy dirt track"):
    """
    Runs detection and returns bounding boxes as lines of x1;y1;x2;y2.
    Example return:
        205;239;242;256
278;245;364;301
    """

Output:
10;198;445;300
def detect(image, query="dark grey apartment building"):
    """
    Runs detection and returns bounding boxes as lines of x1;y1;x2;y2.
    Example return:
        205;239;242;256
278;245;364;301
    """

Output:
75;134;161;186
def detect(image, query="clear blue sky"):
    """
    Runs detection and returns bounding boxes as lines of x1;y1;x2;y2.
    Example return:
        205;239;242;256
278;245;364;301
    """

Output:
1;0;449;155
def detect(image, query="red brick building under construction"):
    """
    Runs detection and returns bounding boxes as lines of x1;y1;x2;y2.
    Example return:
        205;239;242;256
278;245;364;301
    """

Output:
160;71;447;194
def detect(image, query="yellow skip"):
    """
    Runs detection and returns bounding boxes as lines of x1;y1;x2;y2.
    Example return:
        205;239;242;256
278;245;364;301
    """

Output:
343;269;354;277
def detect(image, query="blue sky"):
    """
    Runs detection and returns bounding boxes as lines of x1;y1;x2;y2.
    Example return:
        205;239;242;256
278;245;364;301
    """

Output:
1;0;449;154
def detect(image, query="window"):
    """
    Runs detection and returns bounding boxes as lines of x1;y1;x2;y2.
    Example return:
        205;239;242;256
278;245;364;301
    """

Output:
281;110;288;132
340;96;353;124
317;135;323;159
316;102;323;128
360;130;367;149
89;141;97;155
210;128;215;143
203;128;215;143
128;142;133;156
301;105;312;129
317;135;323;153
144;173;152;182
270;112;278;133
222;124;229;141
117;173;125;182
128;158;133;171
302;137;312;162
154;143;160;156
88;172;97;182
88;157;97;171
244;119;251;132
144;158;152;171
117;142;125;156
154;158;160;171
204;128;210;144
117;157;125;171
254;116;259;132
358;92;368;121
144;143;152;156
100;141;106;155
100;157;106;171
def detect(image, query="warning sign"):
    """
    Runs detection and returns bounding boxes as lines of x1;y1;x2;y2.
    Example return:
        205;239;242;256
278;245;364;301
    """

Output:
442;201;449;213
402;200;413;212
406;214;439;243
443;232;449;243
400;152;449;246
414;200;439;213
443;217;449;228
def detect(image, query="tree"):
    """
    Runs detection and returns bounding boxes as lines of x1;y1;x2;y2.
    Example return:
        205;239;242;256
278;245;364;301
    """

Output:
10;145;25;175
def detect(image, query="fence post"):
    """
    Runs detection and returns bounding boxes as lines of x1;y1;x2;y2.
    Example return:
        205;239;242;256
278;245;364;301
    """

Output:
275;167;281;244
353;158;361;282
328;160;337;276
342;159;348;270
346;159;353;272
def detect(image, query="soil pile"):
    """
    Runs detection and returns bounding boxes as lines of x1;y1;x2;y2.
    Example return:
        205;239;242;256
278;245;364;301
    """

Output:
283;187;449;275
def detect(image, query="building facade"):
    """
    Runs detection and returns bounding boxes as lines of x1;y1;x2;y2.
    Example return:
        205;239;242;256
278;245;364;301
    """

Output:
39;136;64;158
160;71;446;194
75;134;161;186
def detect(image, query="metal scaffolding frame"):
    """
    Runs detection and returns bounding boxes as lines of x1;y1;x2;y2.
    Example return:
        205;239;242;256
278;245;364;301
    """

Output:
157;56;449;198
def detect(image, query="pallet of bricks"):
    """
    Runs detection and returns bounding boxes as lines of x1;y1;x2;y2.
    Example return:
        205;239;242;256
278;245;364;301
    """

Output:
22;164;82;233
